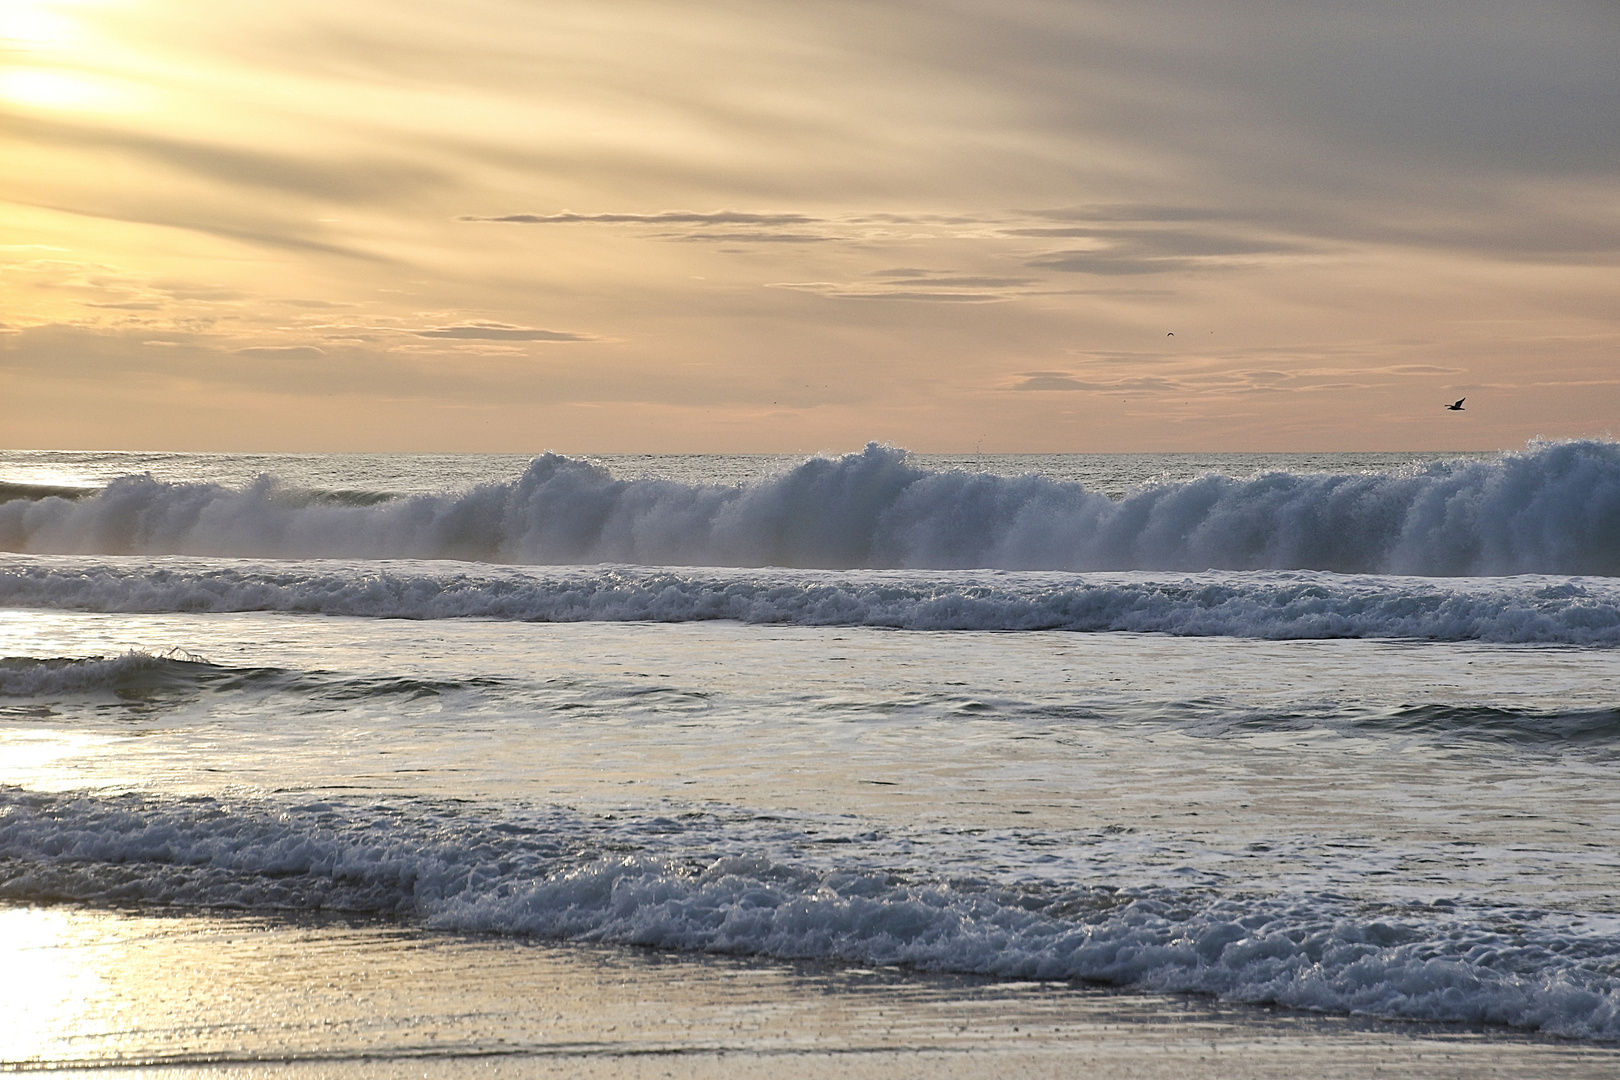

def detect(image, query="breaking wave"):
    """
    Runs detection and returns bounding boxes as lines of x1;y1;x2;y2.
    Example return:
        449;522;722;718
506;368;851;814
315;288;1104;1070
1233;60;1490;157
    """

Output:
1;441;1619;575
0;651;219;696
0;652;500;704
0;481;97;504
3;558;1619;644
2;788;1616;1040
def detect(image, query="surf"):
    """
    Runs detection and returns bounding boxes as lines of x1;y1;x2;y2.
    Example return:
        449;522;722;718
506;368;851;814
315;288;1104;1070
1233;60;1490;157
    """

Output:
3;440;1619;575
3;786;1617;1041
3;559;1619;644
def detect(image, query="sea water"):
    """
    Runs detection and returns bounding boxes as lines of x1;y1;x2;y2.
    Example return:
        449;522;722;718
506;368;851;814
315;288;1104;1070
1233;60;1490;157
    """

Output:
1;442;1617;1056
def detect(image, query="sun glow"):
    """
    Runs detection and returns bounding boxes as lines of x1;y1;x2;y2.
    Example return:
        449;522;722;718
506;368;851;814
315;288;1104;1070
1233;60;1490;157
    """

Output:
1;0;147;113
0;67;113;109
0;907;110;1067
3;5;78;49
0;731;127;790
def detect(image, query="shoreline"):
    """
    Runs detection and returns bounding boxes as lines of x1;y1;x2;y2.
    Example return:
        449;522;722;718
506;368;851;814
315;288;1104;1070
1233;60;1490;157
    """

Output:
5;904;1616;1079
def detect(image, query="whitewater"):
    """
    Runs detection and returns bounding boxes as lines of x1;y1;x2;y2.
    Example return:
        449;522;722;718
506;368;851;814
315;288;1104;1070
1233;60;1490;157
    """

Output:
3;440;1617;574
2;443;1619;1065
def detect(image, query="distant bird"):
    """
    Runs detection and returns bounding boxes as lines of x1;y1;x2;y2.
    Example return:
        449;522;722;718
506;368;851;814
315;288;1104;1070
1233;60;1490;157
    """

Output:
1166;332;1174;336
1445;398;1465;411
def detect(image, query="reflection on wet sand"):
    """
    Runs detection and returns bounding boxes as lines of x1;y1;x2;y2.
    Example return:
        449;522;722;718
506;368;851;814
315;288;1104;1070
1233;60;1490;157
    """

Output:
2;904;1615;1079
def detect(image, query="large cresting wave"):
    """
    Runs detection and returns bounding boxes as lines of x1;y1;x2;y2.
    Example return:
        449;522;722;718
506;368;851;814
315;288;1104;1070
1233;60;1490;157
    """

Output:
3;440;1620;574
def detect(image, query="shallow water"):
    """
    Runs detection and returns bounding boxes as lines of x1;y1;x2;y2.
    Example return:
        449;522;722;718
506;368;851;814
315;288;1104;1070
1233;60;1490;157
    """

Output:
7;905;1618;1078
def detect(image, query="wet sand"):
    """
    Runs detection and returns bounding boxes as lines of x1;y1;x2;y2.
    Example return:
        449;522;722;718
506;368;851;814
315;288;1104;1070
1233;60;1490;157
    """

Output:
3;905;1616;1079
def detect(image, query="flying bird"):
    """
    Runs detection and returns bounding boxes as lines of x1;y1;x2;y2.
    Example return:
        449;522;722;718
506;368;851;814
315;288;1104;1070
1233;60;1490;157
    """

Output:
1445;398;1465;411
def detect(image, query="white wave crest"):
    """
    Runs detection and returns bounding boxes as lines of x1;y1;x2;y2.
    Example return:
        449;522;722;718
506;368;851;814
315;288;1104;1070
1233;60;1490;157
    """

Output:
3;441;1620;574
3;558;1619;644
2;789;1616;1040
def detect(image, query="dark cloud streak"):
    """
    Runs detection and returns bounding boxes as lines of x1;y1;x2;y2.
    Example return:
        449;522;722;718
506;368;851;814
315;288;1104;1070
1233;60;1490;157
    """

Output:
8;195;392;262
0;111;444;204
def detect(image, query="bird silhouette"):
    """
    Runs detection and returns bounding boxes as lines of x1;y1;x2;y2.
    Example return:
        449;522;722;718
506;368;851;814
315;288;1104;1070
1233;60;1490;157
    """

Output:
1445;398;1465;411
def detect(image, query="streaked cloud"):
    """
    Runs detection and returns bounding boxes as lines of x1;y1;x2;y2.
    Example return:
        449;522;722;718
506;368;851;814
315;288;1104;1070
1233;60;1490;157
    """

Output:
462;211;821;226
662;231;834;244
411;323;595;342
1;0;1616;451
1021;225;1309;275
771;269;1034;303
236;345;326;359
1012;371;1188;392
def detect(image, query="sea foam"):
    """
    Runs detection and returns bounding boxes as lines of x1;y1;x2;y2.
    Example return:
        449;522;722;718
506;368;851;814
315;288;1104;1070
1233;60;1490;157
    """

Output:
3;558;1618;644
2;440;1620;574
2;788;1616;1040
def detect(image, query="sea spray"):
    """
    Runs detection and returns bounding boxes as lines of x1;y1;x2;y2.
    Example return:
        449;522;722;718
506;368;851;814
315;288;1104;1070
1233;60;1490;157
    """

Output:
2;440;1619;574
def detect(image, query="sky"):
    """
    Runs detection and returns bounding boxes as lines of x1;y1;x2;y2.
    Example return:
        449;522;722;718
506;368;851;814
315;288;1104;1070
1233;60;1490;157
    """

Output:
1;0;1617;453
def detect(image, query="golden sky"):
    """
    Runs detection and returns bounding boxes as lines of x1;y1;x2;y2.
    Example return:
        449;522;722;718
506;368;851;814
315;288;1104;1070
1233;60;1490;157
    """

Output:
2;0;1617;452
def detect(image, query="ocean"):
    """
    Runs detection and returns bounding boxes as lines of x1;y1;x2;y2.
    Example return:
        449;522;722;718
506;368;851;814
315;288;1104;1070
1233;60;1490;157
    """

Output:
2;442;1618;1074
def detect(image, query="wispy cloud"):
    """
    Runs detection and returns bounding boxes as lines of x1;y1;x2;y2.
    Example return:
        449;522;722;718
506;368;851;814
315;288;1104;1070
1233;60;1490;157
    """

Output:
236;345;326;359
1012;372;1186;392
770;269;1035;303
463;205;1315;276
463;209;855;245
412;322;595;342
1022;226;1307;275
461;211;821;225
4;112;446;204
662;231;834;244
1021;205;1224;224
6;0;1618;450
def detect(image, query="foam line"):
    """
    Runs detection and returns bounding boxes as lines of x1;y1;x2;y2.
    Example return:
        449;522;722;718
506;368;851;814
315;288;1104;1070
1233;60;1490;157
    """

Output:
3;559;1618;644
2;788;1616;1040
